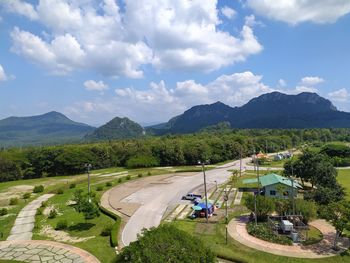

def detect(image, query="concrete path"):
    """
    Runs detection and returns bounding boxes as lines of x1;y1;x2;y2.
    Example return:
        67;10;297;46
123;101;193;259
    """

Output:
7;194;54;241
227;216;349;258
0;240;100;263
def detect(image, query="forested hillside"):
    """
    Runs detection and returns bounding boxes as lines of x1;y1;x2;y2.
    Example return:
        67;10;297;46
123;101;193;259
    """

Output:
1;128;350;182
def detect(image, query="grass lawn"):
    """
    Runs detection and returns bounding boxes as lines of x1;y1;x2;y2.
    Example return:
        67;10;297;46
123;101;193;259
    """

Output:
172;215;350;263
337;169;350;200
302;226;323;246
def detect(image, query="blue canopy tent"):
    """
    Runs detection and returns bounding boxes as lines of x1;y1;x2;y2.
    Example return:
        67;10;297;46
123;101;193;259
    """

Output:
195;202;214;217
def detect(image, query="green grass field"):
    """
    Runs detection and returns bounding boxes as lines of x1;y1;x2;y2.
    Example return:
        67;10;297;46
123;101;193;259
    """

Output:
337;169;350;200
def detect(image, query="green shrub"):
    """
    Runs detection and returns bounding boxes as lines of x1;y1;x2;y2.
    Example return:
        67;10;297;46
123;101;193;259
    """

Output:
0;208;8;216
106;182;112;187
126;175;131;180
101;225;112;236
56;188;64;195
9;198;18;205
245;195;275;221
36;207;44;216
33;185;44;193
55;220;68;230
99;206;122;247
247;222;292;245
69;183;76;189
137;173;143;178
23;192;31;200
147;171;152;176
48;209;58;219
41;201;48;207
117;178;122;183
126;155;160;168
96;186;104;191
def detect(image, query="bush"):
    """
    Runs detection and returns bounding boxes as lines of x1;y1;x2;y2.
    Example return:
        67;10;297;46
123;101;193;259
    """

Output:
0;208;8;216
126;175;131;180
137;173;143;178
23;192;31;200
126;155;160;168
96;186;104;191
247;222;292;245
106;182;112;187
41;201;48;208
48;209;58;219
9;198;18;205
147;171;152;176
99;206;122;247
55;220;68;230
245;195;275;221
36;207;44;216
117;178;122;183
101;225;112;236
69;183;76;189
33;185;44;193
56;188;64;195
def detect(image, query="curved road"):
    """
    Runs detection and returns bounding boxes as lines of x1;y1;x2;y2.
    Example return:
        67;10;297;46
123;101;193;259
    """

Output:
120;158;250;246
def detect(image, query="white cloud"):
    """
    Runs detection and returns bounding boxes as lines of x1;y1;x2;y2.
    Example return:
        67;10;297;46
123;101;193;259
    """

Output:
294;85;319;93
6;0;262;77
300;76;324;86
66;71;274;124
221;6;236;19
0;64;9;81
278;79;287;87
1;0;38;20
247;0;350;25
328;88;350;102
84;80;109;92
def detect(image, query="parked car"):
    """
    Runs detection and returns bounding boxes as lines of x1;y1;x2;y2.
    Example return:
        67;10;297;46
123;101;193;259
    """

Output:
182;193;202;201
280;220;294;233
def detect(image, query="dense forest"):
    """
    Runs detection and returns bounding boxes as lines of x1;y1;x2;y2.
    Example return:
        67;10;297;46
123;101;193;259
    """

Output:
1;128;350;182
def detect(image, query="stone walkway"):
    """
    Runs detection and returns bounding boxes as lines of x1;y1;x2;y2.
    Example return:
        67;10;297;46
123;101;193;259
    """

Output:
227;216;349;258
7;194;54;241
0;240;100;263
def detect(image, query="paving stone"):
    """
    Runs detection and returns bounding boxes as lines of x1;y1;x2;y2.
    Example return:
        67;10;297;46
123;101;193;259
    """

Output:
61;258;73;263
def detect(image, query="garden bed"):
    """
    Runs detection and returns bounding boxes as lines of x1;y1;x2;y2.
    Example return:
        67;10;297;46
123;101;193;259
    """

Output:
246;222;292;245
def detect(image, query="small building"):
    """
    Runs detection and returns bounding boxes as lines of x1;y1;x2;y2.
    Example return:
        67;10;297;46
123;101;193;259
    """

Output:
243;173;302;199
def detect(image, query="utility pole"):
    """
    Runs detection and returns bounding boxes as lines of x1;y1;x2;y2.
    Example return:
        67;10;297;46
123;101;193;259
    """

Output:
85;163;92;202
239;145;242;177
200;161;209;223
223;188;229;244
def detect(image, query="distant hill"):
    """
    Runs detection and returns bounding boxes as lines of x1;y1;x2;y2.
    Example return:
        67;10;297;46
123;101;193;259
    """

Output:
85;117;145;141
147;92;350;134
0;111;95;147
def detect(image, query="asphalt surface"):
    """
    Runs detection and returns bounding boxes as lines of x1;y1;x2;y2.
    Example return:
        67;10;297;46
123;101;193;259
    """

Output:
120;158;251;246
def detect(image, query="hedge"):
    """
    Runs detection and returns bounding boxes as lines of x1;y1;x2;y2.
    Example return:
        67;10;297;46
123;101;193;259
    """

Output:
99;205;122;247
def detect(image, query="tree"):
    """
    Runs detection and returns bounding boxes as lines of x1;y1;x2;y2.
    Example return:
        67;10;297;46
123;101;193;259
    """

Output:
321;201;350;249
72;189;100;220
116;224;215;263
245;195;275;221
0;157;21;182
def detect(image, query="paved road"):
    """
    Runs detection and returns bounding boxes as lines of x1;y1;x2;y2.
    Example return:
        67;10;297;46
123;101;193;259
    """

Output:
7;194;54;241
119;158;252;246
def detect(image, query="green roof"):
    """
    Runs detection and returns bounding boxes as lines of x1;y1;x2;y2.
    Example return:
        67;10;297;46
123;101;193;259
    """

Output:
243;173;302;188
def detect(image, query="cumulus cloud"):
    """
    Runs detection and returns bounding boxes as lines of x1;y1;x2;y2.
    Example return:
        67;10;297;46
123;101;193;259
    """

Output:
0;64;10;81
84;80;108;92
5;0;262;77
328;88;350;102
66;71;274;124
221;6;236;19
294;85;319;93
300;76;324;86
1;0;38;20
247;0;350;25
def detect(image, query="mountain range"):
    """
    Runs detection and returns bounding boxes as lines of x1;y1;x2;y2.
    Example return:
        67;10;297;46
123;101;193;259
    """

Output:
147;92;350;134
0;111;94;147
1;92;350;147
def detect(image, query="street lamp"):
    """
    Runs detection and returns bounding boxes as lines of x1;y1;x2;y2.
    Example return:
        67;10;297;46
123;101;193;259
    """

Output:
84;163;92;202
214;180;218;191
199;160;209;223
223;188;229;244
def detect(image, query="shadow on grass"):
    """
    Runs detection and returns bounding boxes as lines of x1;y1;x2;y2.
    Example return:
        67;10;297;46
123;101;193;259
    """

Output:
68;222;95;232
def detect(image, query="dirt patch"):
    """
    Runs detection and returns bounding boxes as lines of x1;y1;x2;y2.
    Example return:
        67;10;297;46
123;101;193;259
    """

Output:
195;222;215;235
40;225;95;243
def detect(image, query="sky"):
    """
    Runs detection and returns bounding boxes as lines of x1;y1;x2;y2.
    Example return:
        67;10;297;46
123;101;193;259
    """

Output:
0;0;350;126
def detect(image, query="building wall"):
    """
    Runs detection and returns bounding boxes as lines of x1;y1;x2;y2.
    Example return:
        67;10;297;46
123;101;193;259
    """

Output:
264;183;297;199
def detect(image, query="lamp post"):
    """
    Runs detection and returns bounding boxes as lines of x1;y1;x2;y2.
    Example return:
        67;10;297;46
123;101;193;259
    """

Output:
199;160;209;223
214;180;218;191
223;188;229;244
85;163;92;202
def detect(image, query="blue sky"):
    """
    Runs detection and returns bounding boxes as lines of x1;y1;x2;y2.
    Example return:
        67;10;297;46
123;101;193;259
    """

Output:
1;0;350;126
